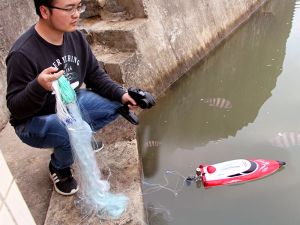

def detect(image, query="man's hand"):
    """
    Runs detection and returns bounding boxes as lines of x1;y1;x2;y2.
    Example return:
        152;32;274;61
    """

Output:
37;67;64;91
121;92;138;111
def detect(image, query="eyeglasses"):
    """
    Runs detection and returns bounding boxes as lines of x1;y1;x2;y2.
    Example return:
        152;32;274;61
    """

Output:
47;4;86;15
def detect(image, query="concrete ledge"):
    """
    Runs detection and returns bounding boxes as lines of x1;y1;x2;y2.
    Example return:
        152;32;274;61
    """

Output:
0;124;52;225
0;150;36;225
93;49;138;83
45;140;145;225
79;18;147;50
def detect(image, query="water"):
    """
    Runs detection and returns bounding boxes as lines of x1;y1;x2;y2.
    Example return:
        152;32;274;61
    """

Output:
137;0;300;224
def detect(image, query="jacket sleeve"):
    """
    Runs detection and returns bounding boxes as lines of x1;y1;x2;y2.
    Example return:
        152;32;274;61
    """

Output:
83;40;126;102
6;52;50;119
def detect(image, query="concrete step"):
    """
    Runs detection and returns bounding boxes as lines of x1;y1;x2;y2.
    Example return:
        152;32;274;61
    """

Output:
93;47;138;84
80;18;147;52
82;0;147;21
79;18;148;85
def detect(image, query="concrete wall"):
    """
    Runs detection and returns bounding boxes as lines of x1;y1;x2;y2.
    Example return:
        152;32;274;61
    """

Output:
0;0;37;131
125;0;268;95
80;0;268;99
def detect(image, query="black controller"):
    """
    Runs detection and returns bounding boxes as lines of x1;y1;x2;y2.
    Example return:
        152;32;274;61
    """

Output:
117;87;156;125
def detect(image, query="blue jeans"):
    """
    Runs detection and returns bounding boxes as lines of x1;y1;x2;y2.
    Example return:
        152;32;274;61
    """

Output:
14;89;122;169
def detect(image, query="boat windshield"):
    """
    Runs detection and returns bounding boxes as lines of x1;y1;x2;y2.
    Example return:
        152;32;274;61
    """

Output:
242;161;257;174
227;161;257;177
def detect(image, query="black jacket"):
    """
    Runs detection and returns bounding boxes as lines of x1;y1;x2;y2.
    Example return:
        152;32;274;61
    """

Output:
6;26;125;126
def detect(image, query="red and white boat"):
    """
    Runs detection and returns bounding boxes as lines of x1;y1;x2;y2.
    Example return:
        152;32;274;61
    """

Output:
197;159;285;188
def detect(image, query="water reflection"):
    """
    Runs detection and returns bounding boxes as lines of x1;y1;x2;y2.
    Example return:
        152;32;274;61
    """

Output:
138;0;294;177
145;203;172;225
270;132;300;148
138;0;297;224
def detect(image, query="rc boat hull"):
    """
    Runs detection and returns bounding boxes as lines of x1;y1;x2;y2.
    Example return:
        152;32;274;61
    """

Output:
198;159;285;188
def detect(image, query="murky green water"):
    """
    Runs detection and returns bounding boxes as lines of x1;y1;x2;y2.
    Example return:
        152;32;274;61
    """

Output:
137;0;300;224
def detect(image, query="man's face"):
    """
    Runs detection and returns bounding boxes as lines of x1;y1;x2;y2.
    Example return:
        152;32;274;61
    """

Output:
47;0;83;32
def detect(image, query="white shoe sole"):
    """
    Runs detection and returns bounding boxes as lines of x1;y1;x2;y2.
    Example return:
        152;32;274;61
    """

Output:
93;143;104;153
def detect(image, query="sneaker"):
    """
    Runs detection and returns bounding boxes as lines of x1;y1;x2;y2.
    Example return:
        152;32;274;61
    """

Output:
92;140;104;152
49;162;79;196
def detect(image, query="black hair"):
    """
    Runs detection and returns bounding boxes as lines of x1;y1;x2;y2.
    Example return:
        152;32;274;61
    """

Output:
33;0;54;17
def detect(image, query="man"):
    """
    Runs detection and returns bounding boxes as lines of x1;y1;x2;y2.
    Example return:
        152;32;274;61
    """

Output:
6;0;136;196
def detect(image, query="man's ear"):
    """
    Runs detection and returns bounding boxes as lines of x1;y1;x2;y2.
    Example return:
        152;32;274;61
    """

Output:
40;5;50;19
